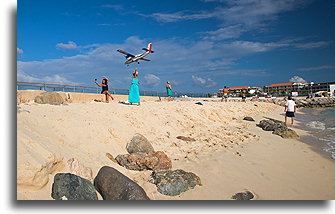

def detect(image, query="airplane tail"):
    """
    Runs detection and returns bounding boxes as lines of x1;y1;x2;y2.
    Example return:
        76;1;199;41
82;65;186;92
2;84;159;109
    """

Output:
143;43;154;53
148;43;153;53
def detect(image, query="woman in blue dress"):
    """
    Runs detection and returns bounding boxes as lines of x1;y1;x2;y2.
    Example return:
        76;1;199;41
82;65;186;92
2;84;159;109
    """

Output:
128;68;141;105
166;81;173;101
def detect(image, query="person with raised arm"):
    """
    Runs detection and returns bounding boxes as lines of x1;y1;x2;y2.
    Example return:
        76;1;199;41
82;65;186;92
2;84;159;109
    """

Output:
94;76;114;103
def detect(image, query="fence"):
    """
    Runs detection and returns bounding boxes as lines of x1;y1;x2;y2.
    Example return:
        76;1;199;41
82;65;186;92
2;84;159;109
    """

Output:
16;81;212;98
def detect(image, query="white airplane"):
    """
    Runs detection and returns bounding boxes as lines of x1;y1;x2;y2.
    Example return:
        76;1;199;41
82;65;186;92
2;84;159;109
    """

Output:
117;43;154;65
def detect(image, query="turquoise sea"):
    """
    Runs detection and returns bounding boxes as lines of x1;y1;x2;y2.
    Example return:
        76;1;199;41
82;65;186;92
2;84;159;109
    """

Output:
296;107;335;160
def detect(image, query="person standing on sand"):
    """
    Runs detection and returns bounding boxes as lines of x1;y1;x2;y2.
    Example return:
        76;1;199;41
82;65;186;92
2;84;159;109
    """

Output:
128;68;141;106
94;76;114;103
284;96;296;125
166;81;173;101
241;92;247;103
221;86;229;102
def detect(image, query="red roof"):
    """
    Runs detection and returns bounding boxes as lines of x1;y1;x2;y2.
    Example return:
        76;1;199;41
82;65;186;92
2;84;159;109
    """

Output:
267;83;294;87
227;86;250;90
267;82;308;87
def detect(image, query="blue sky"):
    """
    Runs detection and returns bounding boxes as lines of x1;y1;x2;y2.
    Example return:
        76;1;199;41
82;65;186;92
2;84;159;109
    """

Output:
17;0;334;92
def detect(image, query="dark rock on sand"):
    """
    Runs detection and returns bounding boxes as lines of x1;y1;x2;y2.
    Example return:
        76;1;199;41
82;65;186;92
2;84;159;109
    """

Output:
115;151;172;171
257;119;299;139
273;128;299;139
51;173;98;200
150;169;201;196
243;116;255;122
34;92;65;105
232;191;255;200
126;133;155;154
176;136;196;141
94;166;150;200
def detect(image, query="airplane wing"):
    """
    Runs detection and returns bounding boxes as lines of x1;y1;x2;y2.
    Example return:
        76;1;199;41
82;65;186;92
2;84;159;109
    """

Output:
139;58;151;61
117;50;135;57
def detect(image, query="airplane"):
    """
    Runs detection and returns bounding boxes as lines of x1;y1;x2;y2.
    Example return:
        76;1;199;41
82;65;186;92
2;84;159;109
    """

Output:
117;43;154;65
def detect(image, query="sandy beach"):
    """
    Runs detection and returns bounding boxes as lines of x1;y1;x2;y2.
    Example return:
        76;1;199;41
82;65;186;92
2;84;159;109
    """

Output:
17;91;335;200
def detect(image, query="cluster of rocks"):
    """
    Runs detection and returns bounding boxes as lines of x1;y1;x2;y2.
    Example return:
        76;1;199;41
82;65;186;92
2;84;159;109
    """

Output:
253;97;335;108
114;133;172;171
51;166;151;200
257;118;299;139
112;133;201;196
51;133;201;200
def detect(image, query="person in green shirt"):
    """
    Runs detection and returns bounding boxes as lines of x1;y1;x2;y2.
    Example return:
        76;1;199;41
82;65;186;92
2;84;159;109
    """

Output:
166;81;173;101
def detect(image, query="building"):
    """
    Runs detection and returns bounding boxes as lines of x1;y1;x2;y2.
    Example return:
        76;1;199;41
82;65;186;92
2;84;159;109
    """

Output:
263;82;335;96
218;86;261;97
263;82;308;96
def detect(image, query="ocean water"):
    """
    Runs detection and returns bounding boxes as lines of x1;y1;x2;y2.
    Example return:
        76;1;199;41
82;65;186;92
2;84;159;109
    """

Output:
296;107;335;160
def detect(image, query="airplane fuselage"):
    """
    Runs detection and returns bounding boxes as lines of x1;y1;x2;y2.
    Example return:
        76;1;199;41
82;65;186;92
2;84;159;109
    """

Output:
118;43;153;65
125;51;150;64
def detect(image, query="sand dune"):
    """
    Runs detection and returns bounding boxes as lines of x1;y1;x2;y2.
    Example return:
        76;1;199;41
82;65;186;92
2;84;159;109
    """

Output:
17;95;334;200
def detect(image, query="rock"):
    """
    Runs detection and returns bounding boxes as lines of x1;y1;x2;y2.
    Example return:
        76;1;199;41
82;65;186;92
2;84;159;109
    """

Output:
34;92;65;105
176;136;196;141
94;166;150;200
273;128;300;139
257;119;299;139
51;173;98;200
243;116;255;122
115;151;172;171
195;102;203;105
126;133;155;154
257;119;284;131
231;191;255;200
150;169;201;196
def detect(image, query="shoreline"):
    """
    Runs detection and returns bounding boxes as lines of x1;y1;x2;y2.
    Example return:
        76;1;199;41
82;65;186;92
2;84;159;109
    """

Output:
17;92;334;200
293;107;335;160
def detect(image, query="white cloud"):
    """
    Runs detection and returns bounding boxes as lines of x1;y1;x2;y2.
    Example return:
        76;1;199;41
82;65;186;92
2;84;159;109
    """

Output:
149;10;216;23
56;41;79;50
18;36;327;91
142;74;161;88
145;0;310;41
148;0;309;25
289;76;306;83
101;4;123;11
17;48;23;54
17;69;75;85
192;75;218;88
203;25;245;40
297;65;333;71
15;37;286;90
294;41;329;49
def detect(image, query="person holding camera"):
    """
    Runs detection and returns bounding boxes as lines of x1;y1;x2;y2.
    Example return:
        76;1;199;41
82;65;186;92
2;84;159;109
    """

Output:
94;76;114;103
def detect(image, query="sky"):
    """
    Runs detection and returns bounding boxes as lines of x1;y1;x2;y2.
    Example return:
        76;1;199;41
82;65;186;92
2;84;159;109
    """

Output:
17;0;334;93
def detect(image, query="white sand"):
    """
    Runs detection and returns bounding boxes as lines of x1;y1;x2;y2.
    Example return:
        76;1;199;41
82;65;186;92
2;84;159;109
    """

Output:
17;97;335;200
